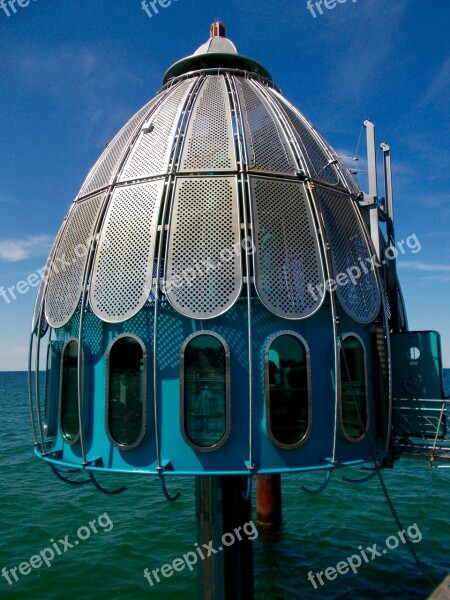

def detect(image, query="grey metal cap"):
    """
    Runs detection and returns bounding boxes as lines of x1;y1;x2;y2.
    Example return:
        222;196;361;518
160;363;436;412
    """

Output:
163;22;273;83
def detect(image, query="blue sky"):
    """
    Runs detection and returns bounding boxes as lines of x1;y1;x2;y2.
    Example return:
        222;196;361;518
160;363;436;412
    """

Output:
0;0;449;370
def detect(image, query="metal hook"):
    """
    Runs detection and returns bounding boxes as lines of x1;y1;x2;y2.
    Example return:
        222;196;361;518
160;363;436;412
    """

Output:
89;471;126;495
50;463;91;486
301;469;333;495
342;466;378;484
242;476;253;501
159;472;181;502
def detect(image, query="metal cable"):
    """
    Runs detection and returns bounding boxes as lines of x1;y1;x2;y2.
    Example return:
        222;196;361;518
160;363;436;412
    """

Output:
337;319;436;588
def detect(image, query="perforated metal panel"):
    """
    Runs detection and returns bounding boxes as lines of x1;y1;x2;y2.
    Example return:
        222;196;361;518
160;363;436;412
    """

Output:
316;187;380;323
165;177;242;319
89;180;165;322
45;193;105;328
32;220;66;335
179;76;236;172
267;89;341;186
119;79;194;182
78;91;167;198
250;177;325;318
234;77;296;175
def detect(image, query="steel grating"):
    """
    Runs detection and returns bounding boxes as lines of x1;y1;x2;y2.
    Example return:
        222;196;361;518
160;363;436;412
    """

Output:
250;177;325;318
179;76;236;173
78;90;168;198
316;187;380;323
119;79;195;182
45;193;105;328
165;177;242;319
90;180;165;322
267;89;341;186
235;77;296;175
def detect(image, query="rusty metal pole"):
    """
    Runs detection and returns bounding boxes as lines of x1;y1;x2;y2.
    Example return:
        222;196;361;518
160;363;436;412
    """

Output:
196;476;254;600
256;474;282;530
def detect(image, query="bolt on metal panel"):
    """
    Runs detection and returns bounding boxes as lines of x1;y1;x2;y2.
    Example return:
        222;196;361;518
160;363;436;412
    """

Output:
250;176;326;319
119;79;195;182
267;89;342;187
45;192;105;328
89;180;165;323
78;93;165;198
165;176;242;319
179;75;237;173
316;187;381;323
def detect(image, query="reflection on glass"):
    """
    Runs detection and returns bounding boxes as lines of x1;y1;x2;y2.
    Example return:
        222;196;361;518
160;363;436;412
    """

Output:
340;336;367;439
108;337;144;447
268;335;308;445
184;335;226;448
61;340;79;442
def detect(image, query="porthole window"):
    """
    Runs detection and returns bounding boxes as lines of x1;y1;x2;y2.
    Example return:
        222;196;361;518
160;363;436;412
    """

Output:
181;332;230;451
60;339;80;444
340;334;368;441
107;336;146;449
265;332;311;448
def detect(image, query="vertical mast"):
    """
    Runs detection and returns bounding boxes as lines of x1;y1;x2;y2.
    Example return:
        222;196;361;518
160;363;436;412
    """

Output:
364;119;381;258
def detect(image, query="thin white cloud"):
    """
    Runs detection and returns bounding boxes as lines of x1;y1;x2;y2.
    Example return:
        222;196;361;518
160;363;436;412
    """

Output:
0;235;52;263
321;0;409;99
0;192;19;205
1;42;157;148
420;57;450;108
398;260;450;272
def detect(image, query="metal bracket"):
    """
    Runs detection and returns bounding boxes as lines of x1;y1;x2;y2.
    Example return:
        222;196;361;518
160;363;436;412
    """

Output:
359;194;384;208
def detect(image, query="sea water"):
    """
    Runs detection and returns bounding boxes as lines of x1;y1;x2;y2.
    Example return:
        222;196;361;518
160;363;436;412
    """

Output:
1;371;449;600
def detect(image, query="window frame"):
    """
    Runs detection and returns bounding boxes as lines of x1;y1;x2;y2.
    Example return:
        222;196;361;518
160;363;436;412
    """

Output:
338;331;369;443
180;330;231;453
105;333;147;451
264;330;312;450
59;337;82;445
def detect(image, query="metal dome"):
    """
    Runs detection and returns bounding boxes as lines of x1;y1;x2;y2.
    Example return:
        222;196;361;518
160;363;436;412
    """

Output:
29;24;389;479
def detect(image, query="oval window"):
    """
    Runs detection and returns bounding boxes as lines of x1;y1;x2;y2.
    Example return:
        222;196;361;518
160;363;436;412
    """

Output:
182;333;229;449
340;335;368;440
60;339;80;443
267;334;310;447
107;336;145;448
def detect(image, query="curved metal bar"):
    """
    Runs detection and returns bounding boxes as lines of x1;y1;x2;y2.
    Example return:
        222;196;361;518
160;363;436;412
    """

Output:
242;475;253;501
49;463;91;486
159;472;181;502
27;333;38;445
228;74;254;473
306;184;340;464
301;469;333;495
342;468;378;484
34;308;46;453
89;471;126;495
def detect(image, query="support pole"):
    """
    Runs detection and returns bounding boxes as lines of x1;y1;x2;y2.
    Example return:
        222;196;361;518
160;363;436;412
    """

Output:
256;474;282;530
196;476;254;600
380;142;399;331
364;119;381;259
